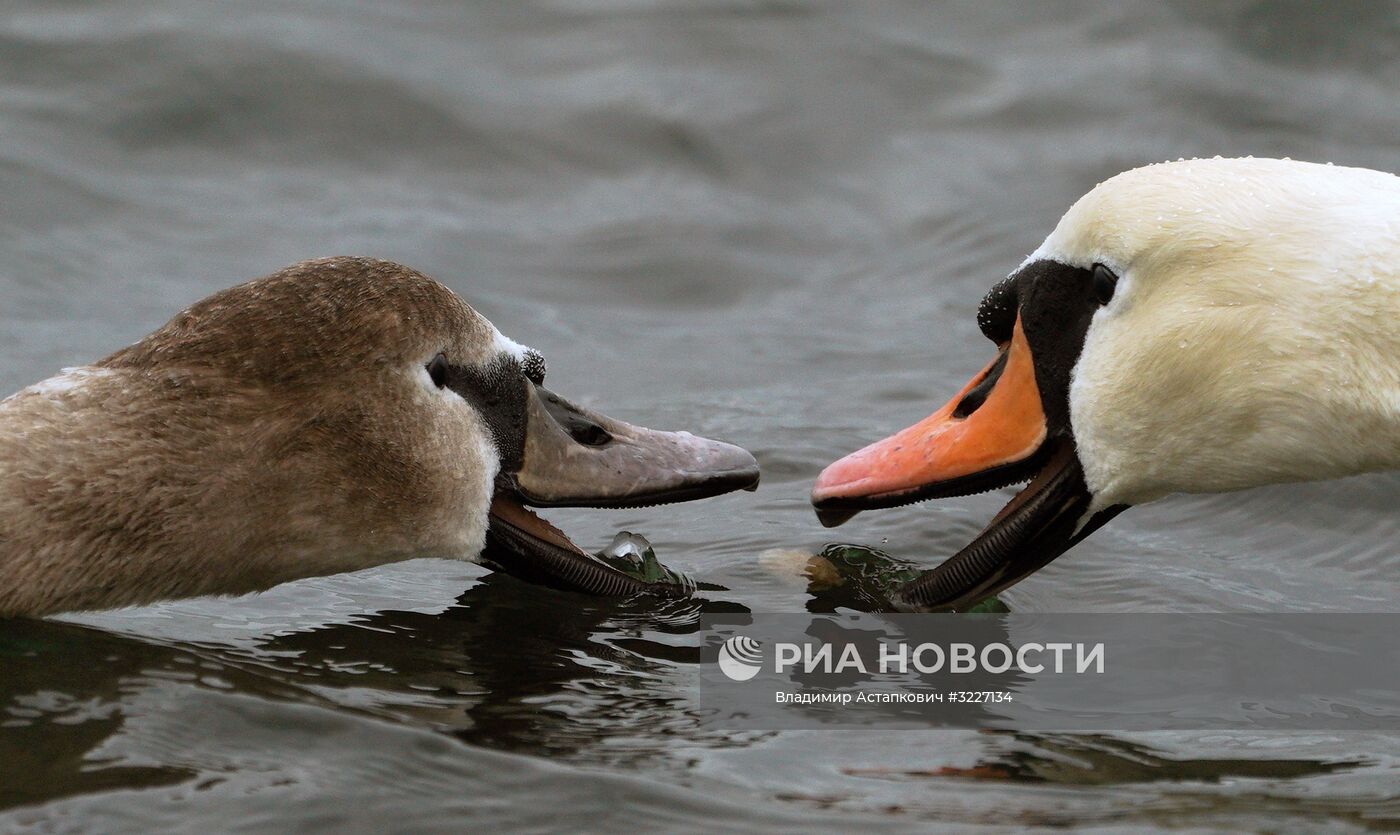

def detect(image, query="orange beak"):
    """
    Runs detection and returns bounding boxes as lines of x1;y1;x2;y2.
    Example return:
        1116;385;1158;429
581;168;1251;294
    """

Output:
811;317;1048;526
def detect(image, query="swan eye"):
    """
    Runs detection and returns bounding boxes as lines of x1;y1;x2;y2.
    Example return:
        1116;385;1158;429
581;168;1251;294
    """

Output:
426;352;449;388
1092;264;1118;306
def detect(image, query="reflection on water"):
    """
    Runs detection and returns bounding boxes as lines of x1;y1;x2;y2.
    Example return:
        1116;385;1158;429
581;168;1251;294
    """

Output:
9;576;1399;829
0;621;199;810
844;733;1361;786
2;0;1399;830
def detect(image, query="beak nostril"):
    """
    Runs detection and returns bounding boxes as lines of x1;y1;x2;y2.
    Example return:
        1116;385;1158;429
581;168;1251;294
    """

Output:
573;424;612;447
952;349;1009;420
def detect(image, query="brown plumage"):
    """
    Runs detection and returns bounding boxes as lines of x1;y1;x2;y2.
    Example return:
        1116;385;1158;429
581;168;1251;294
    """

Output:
0;257;500;617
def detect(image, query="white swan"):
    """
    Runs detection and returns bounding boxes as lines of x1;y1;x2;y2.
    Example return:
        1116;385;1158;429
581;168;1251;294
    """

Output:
813;158;1400;610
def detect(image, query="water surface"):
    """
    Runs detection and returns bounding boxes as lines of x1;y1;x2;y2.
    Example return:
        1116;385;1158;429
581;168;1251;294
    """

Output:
2;1;1399;830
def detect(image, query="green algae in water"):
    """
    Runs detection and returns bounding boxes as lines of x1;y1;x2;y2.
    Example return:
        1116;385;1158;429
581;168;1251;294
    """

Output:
813;544;1009;613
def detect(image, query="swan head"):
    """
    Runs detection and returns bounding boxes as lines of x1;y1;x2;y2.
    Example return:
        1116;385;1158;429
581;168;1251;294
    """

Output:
812;158;1400;610
3;257;758;615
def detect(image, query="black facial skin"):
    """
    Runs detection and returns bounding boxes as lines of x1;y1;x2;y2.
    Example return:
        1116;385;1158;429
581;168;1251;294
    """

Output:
975;259;1101;437
435;349;614;472
440;354;533;474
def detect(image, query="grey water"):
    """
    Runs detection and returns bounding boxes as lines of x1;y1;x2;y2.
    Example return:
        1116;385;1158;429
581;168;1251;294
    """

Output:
2;1;1399;830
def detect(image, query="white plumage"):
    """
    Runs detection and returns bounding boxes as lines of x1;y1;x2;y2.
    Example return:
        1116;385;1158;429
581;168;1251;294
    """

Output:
1034;158;1400;509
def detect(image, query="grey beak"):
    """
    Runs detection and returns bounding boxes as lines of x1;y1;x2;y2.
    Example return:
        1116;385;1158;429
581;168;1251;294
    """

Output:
507;384;760;508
